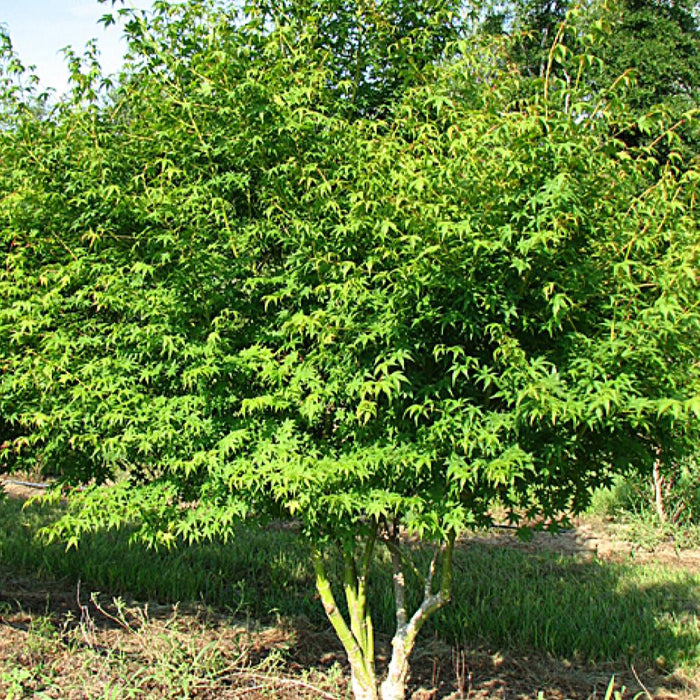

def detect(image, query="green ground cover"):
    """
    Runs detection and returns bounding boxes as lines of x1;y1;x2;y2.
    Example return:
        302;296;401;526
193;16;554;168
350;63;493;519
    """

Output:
1;494;698;681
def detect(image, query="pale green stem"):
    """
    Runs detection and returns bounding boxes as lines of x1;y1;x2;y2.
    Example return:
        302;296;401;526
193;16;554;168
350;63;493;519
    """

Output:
312;547;377;699
344;523;379;682
359;522;378;663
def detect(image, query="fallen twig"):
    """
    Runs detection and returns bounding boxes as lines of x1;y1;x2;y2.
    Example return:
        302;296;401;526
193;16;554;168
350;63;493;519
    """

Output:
2;479;52;490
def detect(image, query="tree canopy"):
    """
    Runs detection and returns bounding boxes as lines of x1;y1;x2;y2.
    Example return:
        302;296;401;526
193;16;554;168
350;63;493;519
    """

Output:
1;1;698;698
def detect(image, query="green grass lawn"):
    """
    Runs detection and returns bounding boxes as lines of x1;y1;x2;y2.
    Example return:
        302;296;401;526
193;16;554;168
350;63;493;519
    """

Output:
1;492;698;696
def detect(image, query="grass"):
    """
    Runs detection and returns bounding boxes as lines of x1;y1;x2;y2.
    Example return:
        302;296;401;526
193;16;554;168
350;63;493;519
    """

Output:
0;497;320;619
0;595;348;699
1;492;699;698
587;473;700;551
445;547;698;667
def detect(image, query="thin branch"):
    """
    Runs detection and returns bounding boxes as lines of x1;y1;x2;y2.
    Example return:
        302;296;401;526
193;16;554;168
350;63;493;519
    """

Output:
408;532;457;646
543;20;568;111
590;69;634;122
89;593;137;634
383;536;426;587
630;664;654;700
390;537;407;632
359;519;378;581
358;521;378;665
440;531;456;601
424;541;441;600
647;118;687;151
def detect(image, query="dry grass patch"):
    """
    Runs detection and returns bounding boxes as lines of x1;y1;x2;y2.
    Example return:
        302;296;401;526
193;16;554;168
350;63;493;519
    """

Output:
1;582;697;699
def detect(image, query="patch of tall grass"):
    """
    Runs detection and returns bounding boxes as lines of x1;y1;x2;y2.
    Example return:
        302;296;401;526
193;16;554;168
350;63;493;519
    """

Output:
438;546;699;669
588;471;700;550
1;496;698;673
0;497;320;620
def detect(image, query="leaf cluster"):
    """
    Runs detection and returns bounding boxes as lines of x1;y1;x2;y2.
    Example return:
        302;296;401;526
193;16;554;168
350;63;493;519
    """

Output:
0;0;697;546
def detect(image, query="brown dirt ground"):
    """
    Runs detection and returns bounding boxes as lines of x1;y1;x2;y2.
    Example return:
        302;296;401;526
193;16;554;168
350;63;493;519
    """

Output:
1;479;698;699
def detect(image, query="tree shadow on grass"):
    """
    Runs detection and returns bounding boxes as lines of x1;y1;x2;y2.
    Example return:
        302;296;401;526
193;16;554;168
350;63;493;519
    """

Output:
425;539;700;698
0;495;698;698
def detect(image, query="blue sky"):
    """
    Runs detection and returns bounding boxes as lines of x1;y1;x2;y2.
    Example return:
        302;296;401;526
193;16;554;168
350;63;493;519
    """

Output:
2;0;153;96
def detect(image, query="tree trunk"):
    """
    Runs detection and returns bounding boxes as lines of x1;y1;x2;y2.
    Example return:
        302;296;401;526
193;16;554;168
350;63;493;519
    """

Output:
379;637;410;700
379;531;457;700
380;676;406;700
312;539;379;700
653;457;667;523
352;672;379;700
313;529;455;700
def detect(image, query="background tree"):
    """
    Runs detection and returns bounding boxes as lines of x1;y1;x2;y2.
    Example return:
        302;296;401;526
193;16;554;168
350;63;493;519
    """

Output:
1;2;698;698
599;0;700;111
248;0;466;118
483;0;570;77
583;0;699;165
483;0;700;143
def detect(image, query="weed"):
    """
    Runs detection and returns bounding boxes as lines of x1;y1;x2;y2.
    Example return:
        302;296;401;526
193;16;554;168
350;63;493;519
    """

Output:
1;667;32;700
602;674;648;700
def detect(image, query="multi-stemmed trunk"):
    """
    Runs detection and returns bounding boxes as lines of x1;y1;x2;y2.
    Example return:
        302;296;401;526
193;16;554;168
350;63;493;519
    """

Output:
312;525;456;700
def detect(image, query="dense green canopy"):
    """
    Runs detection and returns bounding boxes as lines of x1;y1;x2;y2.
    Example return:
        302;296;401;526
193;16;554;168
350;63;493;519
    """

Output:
1;1;698;697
